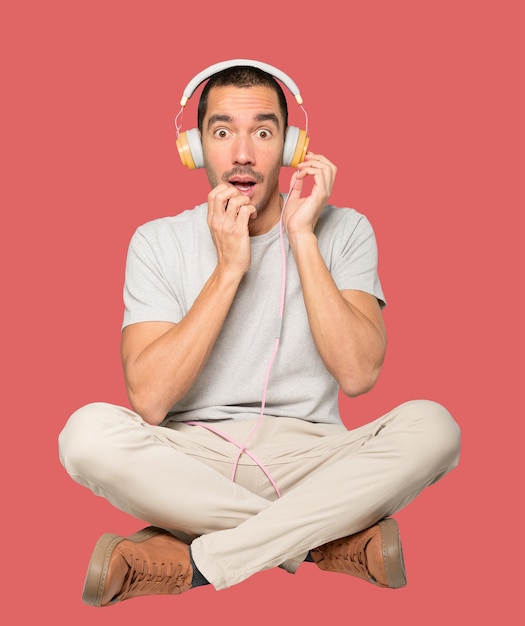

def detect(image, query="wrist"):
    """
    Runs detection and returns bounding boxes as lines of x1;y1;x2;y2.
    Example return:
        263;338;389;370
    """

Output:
287;230;318;254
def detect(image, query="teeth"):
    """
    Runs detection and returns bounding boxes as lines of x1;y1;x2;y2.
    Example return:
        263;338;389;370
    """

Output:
233;183;253;191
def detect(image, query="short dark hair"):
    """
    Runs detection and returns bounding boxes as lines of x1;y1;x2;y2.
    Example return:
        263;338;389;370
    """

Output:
197;65;289;133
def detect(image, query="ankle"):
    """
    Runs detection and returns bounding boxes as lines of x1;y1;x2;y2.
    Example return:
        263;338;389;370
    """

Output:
189;547;210;588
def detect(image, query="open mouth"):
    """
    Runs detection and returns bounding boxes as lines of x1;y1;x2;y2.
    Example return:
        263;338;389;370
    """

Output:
230;180;256;193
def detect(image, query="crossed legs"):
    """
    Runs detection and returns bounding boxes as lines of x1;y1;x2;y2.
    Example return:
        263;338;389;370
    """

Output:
58;400;460;593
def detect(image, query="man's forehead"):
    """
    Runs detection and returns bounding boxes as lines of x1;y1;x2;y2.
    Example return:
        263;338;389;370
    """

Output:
205;85;283;121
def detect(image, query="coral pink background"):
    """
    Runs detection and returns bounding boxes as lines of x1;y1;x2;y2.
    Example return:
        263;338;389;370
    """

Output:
2;1;522;624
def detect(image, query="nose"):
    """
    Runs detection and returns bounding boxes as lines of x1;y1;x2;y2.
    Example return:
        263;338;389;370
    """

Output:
232;133;255;165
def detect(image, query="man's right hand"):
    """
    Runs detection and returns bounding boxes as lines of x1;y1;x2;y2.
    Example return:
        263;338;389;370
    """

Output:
207;183;257;277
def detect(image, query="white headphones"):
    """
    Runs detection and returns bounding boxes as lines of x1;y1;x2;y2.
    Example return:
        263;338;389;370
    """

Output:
175;59;310;170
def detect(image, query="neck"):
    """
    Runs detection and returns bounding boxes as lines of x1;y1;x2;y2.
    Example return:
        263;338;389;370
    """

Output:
248;193;283;237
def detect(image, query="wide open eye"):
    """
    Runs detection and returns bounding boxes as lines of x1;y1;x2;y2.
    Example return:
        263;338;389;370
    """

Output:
256;128;272;139
214;128;230;139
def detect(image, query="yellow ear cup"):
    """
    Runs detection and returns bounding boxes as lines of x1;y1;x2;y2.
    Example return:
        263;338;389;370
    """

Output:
289;129;309;168
176;128;205;170
176;132;197;170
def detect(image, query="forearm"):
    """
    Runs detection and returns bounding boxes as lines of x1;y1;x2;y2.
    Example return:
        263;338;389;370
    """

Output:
123;266;242;424
289;232;386;396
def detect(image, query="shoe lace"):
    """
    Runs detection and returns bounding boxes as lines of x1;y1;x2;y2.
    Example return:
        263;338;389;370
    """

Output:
321;537;370;577
120;557;188;599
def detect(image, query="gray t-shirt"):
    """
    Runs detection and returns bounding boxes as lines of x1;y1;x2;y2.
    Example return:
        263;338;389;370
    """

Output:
123;202;385;426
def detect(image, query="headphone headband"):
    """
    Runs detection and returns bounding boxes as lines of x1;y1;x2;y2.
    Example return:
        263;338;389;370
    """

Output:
179;59;303;107
175;59;309;169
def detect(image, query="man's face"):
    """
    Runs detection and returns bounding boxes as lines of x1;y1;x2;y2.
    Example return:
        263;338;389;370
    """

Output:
201;85;285;214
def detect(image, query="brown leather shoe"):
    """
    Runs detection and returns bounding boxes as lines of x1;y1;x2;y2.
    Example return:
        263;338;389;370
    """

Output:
310;518;407;589
82;526;193;606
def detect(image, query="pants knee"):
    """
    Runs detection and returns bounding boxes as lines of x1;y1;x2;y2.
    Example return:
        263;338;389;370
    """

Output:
58;402;116;477
397;399;461;474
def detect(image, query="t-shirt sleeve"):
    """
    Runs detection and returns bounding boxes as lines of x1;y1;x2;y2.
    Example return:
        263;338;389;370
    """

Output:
326;211;386;308
122;226;184;329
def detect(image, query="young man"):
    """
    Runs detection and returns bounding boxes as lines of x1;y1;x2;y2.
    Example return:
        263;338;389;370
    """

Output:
58;60;460;607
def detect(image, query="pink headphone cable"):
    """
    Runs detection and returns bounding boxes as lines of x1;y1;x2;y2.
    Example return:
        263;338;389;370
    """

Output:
227;182;297;496
188;179;297;498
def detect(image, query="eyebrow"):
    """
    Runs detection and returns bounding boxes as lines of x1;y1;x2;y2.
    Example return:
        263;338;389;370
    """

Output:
207;112;281;130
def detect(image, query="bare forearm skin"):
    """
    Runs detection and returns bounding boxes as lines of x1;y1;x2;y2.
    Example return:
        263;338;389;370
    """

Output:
122;266;243;425
288;231;386;397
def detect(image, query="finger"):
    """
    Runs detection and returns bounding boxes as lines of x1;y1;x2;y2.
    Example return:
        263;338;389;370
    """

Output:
299;154;336;180
299;157;336;184
224;194;252;218
208;184;239;213
287;171;304;197
208;185;248;230
236;203;257;224
294;163;332;188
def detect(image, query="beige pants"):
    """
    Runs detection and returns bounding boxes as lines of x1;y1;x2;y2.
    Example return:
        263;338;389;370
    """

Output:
58;400;460;590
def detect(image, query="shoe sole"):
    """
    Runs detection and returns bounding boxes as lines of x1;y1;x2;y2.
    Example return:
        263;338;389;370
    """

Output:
378;518;407;588
82;526;165;607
